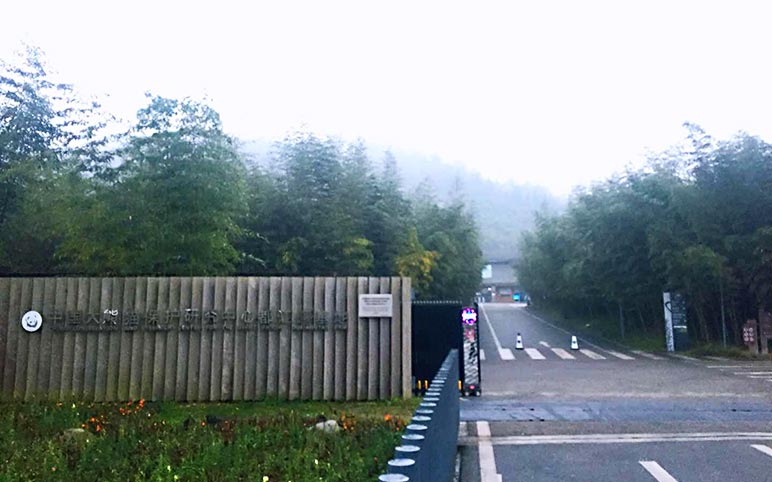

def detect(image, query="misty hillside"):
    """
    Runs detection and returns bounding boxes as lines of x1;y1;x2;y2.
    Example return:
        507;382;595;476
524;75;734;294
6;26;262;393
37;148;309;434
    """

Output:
239;139;565;261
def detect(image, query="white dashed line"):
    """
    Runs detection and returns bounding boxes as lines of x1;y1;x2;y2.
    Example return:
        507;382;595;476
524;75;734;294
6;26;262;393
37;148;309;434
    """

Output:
604;350;636;360
480;349;486;361
579;349;606;360
525;348;546;360
640;461;679;482
499;349;515;361
631;350;665;360
480;304;515;361
751;444;772;458
539;341;551;348
551;348;576;360
477;421;503;482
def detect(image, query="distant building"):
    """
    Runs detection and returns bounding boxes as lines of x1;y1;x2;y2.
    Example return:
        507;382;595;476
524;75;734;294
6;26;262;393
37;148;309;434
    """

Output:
479;259;521;303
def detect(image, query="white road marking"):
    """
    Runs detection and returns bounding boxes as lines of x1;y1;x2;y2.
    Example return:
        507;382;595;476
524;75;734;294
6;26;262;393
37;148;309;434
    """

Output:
459;421;468;438
500;349;515;361
733;372;772;376
539;341;551;348
632;350;665;360
640;461;679;482
525;348;546;360
707;365;761;368
751;444;772;458
460;432;772;446
480;303;515;361
520;309;606;351
552;348;576;360
668;354;699;362
604;350;636;360
480;349;486;361
747;376;772;379
477;421;503;482
579;349;606;360
705;356;729;361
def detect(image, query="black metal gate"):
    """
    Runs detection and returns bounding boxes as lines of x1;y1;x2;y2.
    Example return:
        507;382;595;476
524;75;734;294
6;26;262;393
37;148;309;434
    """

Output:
411;300;481;396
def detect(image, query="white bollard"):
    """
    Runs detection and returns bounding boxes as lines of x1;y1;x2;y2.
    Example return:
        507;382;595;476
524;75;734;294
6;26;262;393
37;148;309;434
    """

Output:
515;333;524;350
570;336;579;350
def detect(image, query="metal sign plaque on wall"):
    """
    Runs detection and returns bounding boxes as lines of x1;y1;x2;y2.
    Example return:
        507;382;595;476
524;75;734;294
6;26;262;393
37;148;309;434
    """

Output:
358;294;393;318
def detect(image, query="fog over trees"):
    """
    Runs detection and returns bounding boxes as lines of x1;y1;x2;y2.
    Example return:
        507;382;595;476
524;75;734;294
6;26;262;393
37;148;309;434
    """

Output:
518;124;772;344
0;48;483;301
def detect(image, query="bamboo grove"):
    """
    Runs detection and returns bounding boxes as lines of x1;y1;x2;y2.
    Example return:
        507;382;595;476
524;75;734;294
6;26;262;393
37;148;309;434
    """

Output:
0;48;482;301
518;124;772;345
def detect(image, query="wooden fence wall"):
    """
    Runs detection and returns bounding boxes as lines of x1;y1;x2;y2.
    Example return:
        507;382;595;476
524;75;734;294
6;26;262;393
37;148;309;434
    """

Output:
0;276;412;402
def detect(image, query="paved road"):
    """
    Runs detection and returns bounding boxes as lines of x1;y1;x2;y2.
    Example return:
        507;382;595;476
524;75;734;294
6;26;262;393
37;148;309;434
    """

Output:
459;303;772;482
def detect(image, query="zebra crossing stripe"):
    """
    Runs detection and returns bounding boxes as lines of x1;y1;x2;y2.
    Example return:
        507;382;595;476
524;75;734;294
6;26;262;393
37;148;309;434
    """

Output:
605;350;636;360
551;348;575;360
639;461;679;482
480;349;486;361
524;348;546;360
631;350;664;360
751;444;772;458
499;348;515;361
579;349;606;360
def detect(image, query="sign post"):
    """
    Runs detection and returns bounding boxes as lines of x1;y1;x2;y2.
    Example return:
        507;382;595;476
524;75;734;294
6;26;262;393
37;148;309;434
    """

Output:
663;292;690;351
460;307;481;396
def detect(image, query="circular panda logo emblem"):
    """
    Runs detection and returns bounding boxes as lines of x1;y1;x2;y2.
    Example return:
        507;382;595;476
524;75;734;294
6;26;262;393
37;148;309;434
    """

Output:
21;311;43;333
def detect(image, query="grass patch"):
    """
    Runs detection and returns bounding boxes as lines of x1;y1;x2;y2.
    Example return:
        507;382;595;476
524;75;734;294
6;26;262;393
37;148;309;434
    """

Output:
0;398;419;481
686;343;772;360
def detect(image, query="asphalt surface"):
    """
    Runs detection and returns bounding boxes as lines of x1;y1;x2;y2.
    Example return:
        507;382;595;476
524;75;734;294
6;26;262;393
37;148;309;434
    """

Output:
459;303;772;482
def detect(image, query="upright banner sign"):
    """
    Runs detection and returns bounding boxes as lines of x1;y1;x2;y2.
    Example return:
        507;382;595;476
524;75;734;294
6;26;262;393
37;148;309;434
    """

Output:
461;307;480;396
663;291;688;352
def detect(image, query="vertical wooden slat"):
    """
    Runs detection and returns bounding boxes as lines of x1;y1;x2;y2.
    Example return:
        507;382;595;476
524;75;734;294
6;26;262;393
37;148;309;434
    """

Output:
266;277;280;398
254;277;268;399
390;277;402;398
48;278;67;400
322;278;335;400
221;277;236;400
36;278;55;398
59;278;78;400
140;278;158;399
0;279;8;395
367;277;379;400
186;278;203;401
81;278;100;401
188;278;207;400
4;280;22;400
401;277;412;398
379;277;390;399
209;277;225;401
246;277;261;399
152;278;169;400
279;277;292;400
23;278;43;400
334;277;346;401
94;278;111;401
345;277;357;400
13;278;32;400
71;278;88;399
117;278;136;401
164;277;181;400
176;277;193;400
357;277;368;400
105;277;124;401
289;277;302;400
300;276;314;400
198;277;214;401
129;277;146;400
313;276;325;400
232;277;247;401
